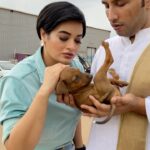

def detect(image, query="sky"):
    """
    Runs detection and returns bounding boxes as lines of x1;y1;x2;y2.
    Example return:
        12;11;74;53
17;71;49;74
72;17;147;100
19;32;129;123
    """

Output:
0;0;115;34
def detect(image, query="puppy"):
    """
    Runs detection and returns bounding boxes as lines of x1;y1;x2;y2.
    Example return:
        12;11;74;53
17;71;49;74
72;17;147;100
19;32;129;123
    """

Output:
56;41;128;124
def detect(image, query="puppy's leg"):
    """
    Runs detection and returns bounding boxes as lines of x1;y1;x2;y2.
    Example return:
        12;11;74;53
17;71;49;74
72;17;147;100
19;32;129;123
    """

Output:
109;78;128;87
108;68;119;80
93;41;116;124
94;41;113;82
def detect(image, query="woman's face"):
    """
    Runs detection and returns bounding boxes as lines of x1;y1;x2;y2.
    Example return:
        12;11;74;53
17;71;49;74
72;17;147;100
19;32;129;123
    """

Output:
41;20;83;66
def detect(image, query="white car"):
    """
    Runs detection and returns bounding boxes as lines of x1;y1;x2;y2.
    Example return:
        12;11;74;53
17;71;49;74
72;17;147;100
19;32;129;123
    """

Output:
0;61;15;78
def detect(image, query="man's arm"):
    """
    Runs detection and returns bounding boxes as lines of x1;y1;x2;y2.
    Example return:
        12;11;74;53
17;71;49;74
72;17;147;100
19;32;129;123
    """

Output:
80;94;146;118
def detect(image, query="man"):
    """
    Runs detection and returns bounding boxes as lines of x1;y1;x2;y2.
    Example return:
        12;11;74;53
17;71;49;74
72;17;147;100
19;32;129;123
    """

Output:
80;0;150;150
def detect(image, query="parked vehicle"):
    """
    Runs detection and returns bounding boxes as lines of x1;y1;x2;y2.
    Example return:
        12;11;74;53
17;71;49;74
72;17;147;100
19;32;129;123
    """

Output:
77;55;91;73
0;61;15;78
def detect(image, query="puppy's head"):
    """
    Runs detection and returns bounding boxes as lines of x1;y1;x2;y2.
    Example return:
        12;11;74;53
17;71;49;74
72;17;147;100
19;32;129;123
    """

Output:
56;67;92;94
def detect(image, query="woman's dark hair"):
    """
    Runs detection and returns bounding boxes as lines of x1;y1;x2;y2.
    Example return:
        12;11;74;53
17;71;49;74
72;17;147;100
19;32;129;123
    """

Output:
36;1;86;39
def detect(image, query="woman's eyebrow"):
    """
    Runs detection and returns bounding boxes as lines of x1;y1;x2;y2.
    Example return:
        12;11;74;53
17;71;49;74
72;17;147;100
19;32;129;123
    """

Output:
102;0;121;4
59;31;82;37
59;31;70;35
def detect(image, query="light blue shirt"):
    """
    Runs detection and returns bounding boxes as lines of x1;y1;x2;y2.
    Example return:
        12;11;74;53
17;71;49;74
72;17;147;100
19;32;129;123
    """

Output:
0;47;84;150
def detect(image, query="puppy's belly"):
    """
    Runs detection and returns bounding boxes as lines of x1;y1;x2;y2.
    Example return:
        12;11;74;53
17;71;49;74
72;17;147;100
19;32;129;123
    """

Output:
73;87;100;108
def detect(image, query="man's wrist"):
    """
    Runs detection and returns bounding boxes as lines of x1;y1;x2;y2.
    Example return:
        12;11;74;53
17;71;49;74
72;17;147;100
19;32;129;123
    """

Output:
75;145;86;150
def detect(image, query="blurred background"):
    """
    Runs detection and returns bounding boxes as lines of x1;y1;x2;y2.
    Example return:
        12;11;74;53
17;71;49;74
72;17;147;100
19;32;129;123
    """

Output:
0;0;115;65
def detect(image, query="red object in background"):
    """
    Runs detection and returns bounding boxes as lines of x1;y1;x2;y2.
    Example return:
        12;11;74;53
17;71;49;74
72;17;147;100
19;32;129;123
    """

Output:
15;53;31;62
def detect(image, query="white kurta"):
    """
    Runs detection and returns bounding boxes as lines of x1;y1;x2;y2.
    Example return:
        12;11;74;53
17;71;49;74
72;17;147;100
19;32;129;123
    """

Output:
87;28;150;150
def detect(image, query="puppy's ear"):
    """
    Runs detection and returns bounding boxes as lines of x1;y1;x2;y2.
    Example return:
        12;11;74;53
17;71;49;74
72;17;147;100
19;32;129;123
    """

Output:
56;81;69;94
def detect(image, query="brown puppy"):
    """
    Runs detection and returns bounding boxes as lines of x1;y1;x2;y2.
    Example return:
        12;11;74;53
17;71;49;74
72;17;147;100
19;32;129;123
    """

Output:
56;41;128;124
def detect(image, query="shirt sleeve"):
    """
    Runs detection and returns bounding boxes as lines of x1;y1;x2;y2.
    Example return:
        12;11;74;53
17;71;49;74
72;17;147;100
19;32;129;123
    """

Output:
0;76;31;143
145;96;150;123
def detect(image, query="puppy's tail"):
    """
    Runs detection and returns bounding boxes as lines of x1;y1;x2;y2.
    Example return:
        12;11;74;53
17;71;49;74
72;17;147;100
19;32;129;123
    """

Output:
93;104;115;124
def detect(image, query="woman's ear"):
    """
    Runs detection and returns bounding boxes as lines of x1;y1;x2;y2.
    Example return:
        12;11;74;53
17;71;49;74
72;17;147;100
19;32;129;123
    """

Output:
40;28;47;42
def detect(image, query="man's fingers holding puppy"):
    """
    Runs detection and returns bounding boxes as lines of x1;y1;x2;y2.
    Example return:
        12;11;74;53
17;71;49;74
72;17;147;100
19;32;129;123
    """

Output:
89;95;110;111
80;95;111;117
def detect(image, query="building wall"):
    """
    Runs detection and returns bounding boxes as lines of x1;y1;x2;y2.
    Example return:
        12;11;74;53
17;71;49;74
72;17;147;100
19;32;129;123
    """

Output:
0;8;39;60
80;27;110;64
0;8;110;63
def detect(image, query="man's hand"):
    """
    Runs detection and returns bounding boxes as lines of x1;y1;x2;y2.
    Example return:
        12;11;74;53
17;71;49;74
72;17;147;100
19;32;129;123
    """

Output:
80;95;111;117
80;94;146;117
111;93;146;115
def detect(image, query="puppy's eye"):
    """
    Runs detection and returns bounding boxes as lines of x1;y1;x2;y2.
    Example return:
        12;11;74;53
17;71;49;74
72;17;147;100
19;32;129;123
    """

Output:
72;75;80;82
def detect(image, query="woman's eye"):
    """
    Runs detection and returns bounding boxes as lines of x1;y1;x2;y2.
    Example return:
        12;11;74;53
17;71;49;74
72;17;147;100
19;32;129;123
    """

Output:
75;40;81;44
59;37;68;41
59;36;82;44
75;38;82;44
116;1;127;7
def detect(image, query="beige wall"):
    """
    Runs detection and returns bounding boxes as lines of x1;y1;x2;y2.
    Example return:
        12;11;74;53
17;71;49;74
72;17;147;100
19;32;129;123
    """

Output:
0;8;110;62
79;27;110;64
0;8;39;60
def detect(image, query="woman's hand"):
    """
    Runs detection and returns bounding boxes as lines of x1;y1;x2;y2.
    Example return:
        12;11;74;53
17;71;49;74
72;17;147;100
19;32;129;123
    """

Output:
40;63;68;95
57;94;77;108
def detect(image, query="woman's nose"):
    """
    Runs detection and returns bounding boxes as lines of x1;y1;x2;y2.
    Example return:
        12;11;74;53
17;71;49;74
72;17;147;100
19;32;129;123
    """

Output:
67;40;79;51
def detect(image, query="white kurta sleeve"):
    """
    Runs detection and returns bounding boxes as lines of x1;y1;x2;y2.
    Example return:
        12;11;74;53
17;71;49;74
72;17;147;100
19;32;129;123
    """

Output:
145;97;150;123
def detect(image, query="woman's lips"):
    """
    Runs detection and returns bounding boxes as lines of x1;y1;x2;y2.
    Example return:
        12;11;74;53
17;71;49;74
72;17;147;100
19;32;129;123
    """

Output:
62;52;75;59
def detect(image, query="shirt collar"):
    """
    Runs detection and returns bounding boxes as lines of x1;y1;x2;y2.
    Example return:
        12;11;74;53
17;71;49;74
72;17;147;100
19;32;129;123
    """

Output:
120;27;150;45
34;47;45;83
135;27;150;40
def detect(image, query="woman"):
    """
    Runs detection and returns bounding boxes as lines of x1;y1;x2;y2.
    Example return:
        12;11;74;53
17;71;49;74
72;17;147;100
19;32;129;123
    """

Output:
0;1;86;150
